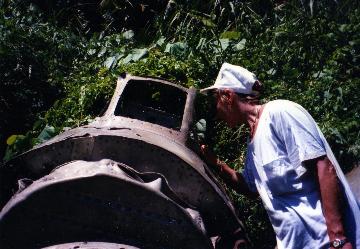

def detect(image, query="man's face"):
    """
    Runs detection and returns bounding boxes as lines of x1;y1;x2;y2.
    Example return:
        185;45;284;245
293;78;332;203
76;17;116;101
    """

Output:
212;90;238;128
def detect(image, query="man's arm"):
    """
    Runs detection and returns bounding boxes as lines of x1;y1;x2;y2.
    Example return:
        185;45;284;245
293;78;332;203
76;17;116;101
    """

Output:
200;145;258;199
308;156;352;249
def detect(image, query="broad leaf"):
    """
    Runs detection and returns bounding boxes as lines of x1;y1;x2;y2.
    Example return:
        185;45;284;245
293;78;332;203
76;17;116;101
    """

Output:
164;42;188;56
234;39;246;51
104;53;123;69
122;30;134;40
219;39;230;50
6;135;17;145
220;31;241;40
37;125;56;143
104;56;116;69
121;48;148;64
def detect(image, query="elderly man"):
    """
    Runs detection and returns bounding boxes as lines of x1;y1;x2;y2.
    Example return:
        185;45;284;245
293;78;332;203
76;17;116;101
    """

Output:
199;63;360;249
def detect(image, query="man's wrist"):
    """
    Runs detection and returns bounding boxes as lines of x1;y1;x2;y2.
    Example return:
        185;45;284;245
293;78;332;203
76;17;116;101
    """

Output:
215;159;224;172
329;231;346;243
330;238;348;248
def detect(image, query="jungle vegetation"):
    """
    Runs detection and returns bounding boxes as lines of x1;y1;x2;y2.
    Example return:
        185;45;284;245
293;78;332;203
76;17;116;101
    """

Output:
1;0;359;248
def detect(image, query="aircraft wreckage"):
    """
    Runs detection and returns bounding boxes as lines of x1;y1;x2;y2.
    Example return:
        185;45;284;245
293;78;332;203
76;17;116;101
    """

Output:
0;74;251;249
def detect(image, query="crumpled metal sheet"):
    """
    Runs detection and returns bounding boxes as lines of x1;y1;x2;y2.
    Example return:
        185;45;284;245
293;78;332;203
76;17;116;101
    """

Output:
5;129;244;237
0;160;212;249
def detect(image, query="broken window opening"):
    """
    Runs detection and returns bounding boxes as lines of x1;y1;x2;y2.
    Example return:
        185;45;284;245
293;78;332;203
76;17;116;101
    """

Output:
115;80;186;130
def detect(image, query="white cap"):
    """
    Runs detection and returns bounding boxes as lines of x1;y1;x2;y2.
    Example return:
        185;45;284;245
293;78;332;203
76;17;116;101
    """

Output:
200;63;258;95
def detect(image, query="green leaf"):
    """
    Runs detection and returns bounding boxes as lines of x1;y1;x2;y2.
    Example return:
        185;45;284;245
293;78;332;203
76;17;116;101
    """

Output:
104;56;116;69
3;146;16;162
122;30;134;40
267;68;276;75
100;0;112;8
98;47;107;57
326;33;335;39
104;53;123;69
121;48;148;64
220;31;241;40
349;39;359;46
201;17;215;27
195;119;206;132
339;24;347;32
196;38;207;50
194;119;207;141
233;39;246;51
6;135;17;145
151;91;161;101
156;37;166;47
37;125;56;143
164;42;188;56
219;39;230;50
274;31;286;38
88;49;96;55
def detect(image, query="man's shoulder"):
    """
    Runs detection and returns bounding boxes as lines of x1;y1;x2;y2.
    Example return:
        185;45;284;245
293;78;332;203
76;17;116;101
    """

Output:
265;100;311;124
266;99;300;109
265;99;318;132
265;99;301;115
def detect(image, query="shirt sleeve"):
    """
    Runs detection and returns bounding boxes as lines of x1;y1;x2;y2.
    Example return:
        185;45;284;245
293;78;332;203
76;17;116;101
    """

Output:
272;101;326;166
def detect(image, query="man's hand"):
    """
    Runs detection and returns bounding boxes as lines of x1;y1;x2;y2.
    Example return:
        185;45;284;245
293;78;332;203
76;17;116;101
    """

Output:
200;144;218;167
200;144;258;198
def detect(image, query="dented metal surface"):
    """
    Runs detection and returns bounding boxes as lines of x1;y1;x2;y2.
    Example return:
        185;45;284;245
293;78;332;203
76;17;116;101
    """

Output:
0;74;249;248
0;160;212;249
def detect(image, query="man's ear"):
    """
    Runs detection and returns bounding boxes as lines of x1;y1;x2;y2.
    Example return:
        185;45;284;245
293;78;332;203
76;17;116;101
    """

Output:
222;89;236;104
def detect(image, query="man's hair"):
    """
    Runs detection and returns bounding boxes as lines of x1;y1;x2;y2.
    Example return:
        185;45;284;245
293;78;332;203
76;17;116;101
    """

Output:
235;93;261;104
235;80;263;104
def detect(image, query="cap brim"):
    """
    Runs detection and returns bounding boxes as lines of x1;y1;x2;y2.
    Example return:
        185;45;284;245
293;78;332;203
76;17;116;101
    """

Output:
199;85;218;95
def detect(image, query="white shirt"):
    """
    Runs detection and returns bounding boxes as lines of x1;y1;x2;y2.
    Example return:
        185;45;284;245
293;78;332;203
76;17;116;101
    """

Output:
243;100;331;249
